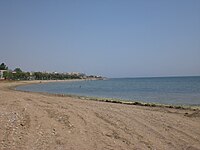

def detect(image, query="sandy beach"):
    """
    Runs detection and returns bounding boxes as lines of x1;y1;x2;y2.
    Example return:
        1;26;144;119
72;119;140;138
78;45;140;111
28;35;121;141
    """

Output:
0;81;200;150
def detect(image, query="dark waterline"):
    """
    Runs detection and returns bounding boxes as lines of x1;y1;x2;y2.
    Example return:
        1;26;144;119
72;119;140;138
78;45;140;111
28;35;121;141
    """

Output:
16;76;200;105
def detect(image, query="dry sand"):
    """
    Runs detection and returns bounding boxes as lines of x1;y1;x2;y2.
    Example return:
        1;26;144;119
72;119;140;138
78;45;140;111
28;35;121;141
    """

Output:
0;81;200;150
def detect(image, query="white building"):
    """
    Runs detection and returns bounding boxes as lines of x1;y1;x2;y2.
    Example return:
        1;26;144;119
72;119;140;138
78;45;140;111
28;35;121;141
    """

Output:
0;70;7;80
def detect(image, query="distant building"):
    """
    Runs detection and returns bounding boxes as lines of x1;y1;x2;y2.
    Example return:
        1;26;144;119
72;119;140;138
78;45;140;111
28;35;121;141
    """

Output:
66;72;84;76
0;70;7;80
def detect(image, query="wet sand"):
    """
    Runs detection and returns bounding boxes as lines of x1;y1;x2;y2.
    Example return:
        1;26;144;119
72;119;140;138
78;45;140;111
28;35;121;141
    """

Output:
0;81;200;150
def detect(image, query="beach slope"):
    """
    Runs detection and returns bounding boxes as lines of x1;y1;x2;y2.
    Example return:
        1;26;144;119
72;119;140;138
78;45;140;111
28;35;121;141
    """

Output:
0;81;200;150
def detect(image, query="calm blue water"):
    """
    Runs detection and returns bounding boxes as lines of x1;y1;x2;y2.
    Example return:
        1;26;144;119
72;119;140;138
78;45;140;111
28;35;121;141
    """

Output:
16;77;200;105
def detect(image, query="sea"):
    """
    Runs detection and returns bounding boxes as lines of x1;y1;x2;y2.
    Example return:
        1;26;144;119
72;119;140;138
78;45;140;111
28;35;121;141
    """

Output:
16;76;200;106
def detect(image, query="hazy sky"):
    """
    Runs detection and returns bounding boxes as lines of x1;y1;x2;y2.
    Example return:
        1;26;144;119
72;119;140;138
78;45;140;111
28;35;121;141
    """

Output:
0;0;200;77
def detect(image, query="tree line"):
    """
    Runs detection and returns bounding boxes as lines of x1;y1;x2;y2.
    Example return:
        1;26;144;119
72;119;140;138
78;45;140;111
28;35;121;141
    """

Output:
0;63;95;81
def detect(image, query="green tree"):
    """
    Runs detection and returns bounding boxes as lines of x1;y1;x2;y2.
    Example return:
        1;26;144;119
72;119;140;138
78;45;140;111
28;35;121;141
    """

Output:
3;71;13;80
0;63;8;70
14;68;22;73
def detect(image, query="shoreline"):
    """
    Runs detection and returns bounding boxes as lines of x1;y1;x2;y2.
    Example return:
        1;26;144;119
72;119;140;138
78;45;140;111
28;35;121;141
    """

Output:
12;80;200;111
0;80;200;149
